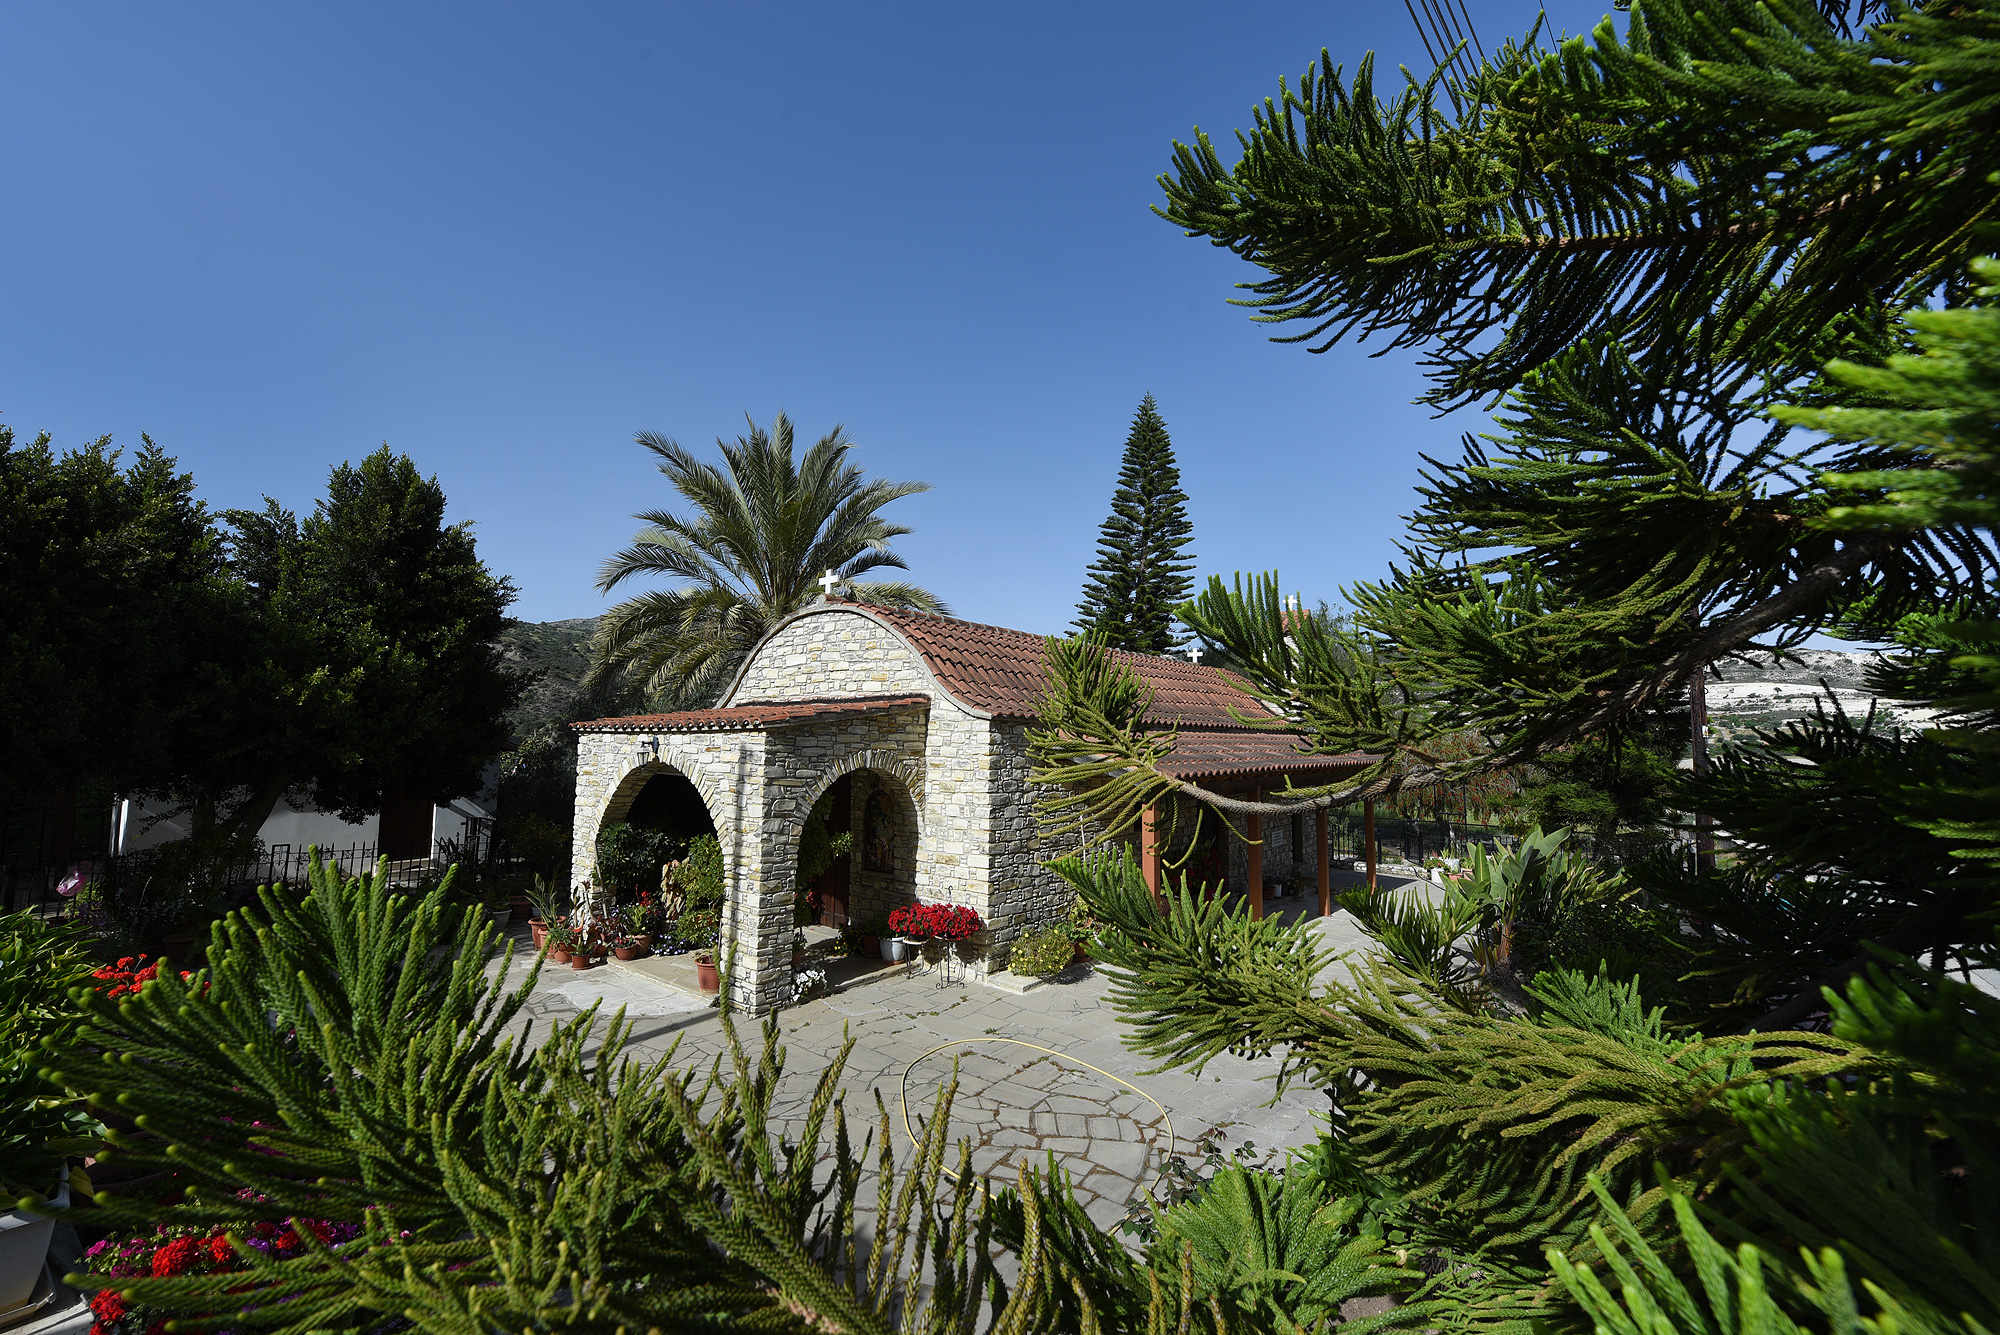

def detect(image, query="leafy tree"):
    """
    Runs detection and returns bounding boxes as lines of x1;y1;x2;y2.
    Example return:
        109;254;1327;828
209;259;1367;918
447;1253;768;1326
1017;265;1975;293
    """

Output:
1038;0;2000;1021
587;413;947;711
0;435;521;865
1074;394;1197;654
0;432;225;815
1516;708;1685;843
205;446;524;839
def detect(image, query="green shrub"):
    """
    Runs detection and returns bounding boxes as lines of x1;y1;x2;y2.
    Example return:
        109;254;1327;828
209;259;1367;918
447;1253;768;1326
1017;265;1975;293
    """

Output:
1009;926;1074;977
0;911;102;1198
595;822;680;897
677;834;725;910
676;906;721;951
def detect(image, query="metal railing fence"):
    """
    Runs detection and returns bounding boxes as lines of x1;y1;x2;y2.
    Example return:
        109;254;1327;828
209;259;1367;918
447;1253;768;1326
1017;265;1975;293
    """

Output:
2;831;490;920
1323;811;1679;873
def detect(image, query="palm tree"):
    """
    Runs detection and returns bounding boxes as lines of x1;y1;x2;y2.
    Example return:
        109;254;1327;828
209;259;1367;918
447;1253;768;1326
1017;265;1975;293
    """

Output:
585;413;948;711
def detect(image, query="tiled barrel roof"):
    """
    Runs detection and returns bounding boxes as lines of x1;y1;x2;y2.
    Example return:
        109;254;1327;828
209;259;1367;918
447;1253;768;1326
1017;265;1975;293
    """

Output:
576;604;1377;785
858;605;1276;727
854;606;1375;783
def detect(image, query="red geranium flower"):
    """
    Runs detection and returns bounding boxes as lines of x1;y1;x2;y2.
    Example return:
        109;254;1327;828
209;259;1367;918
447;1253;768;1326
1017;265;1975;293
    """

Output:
151;1237;204;1277
91;1288;126;1325
209;1235;236;1264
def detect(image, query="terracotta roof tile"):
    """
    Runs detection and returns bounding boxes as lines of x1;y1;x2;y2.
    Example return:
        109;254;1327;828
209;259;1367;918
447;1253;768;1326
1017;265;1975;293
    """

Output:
1158;732;1375;783
856;604;1281;727
572;694;928;734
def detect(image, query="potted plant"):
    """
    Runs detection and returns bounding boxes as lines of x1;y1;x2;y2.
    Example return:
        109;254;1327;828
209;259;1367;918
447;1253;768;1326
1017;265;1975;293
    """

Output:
623;901;653;954
1064;894;1098;964
887;904;931;956
927;904;985;963
612;930;646;962
694;953;719;992
0;1179;68;1317
546;919;576;965
792;928;809;969
525;876;568;951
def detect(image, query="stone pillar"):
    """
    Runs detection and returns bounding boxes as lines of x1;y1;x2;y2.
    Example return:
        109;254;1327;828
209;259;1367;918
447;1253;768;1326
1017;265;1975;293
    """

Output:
728;740;790;1014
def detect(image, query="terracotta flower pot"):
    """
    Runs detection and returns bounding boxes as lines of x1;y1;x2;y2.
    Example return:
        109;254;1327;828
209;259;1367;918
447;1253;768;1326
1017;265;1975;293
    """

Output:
530;920;548;948
859;934;881;959
1072;941;1090;965
614;945;643;961
551;947;572;964
630;934;652;952
570;955;592;971
793;948;807;968
508;895;532;918
695;955;719;992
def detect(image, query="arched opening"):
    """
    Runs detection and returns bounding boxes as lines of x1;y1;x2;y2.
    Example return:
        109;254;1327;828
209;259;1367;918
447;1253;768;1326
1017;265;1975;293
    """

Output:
791;767;919;934
596;763;719;903
624;771;717;844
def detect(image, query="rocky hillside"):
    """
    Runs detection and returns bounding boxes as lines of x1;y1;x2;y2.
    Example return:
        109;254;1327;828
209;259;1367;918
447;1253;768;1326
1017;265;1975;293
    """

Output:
1708;648;1940;740
497;616;598;737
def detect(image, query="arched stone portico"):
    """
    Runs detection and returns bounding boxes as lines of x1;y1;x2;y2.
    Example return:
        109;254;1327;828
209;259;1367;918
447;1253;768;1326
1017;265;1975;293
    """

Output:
573;697;931;1012
570;599;1377;1015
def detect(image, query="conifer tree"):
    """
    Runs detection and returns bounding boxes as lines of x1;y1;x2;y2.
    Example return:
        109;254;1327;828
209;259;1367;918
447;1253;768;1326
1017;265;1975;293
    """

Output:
1073;395;1196;654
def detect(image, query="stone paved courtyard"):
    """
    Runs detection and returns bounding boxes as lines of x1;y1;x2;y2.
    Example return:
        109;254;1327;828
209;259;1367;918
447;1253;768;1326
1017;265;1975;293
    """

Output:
488;890;1395;1231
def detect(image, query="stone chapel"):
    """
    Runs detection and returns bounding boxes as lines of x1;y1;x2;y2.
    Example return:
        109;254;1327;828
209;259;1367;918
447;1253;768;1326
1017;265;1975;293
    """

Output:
571;598;1373;1012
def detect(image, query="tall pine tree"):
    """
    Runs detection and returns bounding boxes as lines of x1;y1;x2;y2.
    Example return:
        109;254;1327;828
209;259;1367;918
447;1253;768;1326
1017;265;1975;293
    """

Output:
1073;395;1196;654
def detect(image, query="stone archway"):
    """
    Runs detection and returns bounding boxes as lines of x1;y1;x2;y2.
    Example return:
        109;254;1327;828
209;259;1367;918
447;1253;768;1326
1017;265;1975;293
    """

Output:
576;742;744;901
782;758;923;936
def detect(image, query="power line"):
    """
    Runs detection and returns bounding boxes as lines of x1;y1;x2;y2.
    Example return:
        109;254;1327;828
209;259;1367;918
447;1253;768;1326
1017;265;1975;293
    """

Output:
1406;0;1487;85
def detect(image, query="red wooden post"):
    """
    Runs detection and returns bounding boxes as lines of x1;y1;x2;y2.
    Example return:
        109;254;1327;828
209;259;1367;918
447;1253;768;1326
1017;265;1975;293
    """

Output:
1141;801;1162;906
1316;806;1331;917
1247;788;1264;921
1363;797;1377;890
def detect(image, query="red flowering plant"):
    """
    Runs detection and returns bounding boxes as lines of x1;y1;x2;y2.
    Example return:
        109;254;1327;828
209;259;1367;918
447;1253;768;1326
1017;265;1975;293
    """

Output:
89;956;207;1001
81;1190;363;1335
886;903;983;942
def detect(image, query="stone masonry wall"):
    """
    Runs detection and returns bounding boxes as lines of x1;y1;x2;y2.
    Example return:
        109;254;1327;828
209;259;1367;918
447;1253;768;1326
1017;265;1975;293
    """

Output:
982;721;1088;965
728;609;936;703
572;729;789;1011
725;608;1008;967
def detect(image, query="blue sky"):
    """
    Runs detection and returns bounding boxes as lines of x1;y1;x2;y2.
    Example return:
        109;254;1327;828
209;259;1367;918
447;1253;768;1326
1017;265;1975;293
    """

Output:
1;2;1623;632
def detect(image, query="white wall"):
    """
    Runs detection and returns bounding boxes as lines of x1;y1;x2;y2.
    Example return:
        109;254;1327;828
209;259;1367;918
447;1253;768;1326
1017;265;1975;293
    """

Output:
111;785;496;860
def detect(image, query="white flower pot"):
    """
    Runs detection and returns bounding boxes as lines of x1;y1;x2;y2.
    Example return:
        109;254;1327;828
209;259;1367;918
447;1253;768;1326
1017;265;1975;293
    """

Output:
883;936;907;962
0;1181;66;1315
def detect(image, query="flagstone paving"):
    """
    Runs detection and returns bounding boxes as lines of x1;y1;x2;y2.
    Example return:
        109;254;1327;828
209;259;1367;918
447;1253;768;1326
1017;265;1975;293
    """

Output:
487;891;1408;1231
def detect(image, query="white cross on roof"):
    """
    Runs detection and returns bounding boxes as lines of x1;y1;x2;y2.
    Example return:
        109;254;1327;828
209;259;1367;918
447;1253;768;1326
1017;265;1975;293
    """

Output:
1188;643;1204;664
820;569;840;600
